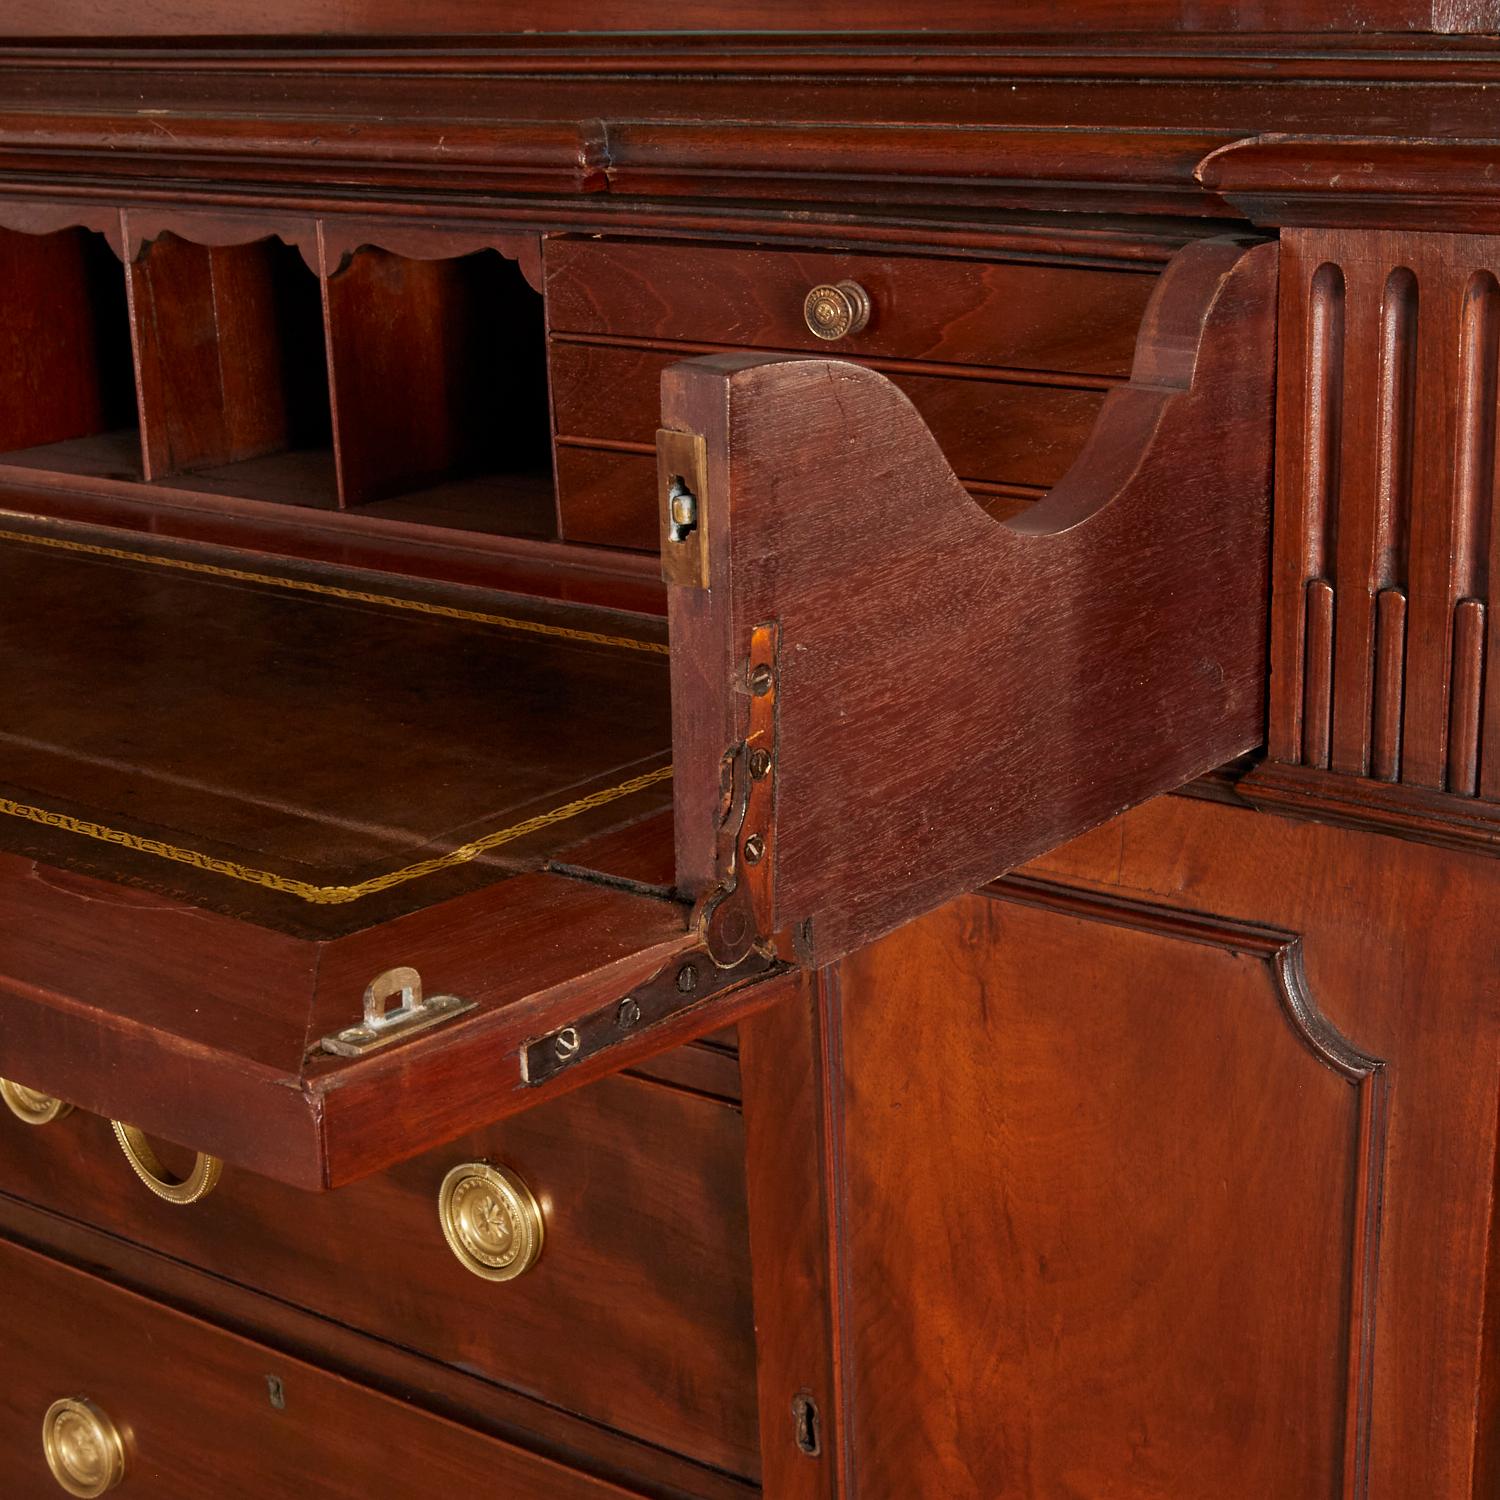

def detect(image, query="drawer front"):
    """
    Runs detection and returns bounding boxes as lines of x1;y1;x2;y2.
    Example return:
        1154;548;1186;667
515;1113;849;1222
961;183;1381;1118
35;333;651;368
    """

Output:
546;238;1156;375
547;237;1145;550
0;1070;758;1479
552;341;1106;490
0;1236;635;1499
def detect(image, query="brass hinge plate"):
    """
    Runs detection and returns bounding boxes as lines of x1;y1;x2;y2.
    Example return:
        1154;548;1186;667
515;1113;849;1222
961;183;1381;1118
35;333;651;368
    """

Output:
697;621;779;966
521;948;786;1087
657;427;710;588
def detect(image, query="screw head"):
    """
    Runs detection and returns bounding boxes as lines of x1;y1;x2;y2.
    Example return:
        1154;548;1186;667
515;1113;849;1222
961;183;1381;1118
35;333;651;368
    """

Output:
616;998;642;1028
748;747;772;780
676;963;699;994
553;1027;581;1061
743;833;766;865
749;663;774;696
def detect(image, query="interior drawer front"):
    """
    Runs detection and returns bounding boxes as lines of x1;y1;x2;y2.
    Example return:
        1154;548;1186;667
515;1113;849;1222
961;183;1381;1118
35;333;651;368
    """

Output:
552;340;1106;491
0;1236;636;1499
546;237;1156;376
0;1070;759;1479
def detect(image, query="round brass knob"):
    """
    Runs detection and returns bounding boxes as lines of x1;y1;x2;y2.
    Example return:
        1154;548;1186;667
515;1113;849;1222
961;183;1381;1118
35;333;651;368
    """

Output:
803;280;872;341
0;1078;73;1126
112;1121;222;1206
438;1161;544;1282
42;1398;125;1497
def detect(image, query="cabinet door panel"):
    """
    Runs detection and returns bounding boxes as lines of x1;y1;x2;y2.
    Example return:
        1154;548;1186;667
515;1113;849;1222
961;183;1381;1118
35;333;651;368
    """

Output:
835;883;1379;1499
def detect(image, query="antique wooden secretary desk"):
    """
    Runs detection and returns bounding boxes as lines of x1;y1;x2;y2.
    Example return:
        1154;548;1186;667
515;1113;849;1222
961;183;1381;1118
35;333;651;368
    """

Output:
0;3;1498;1496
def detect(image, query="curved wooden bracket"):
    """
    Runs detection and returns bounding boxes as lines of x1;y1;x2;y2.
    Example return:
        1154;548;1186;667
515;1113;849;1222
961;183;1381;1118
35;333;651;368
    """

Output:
663;235;1277;966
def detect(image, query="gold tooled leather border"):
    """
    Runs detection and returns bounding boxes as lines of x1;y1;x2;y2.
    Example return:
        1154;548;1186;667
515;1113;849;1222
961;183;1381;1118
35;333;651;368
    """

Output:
0;766;673;905
0;526;669;655
0;525;673;903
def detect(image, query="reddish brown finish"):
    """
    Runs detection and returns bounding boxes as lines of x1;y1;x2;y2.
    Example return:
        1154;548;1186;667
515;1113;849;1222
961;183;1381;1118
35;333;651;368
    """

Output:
1012;795;1500;1499
555;444;660;551
0;224;134;457
547;239;1156;377
666;236;1276;962
6;14;1500;1500
1203;135;1500;235
323;241;551;512
0;1071;760;1477
739;980;845;1500
129;231;330;482
1257;228;1500;843
5;1;1492;34
0;1235;647;1498
831;866;1390;1497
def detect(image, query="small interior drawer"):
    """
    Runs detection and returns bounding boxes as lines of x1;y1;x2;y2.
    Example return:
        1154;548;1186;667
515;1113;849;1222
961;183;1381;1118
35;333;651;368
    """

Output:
0;1067;759;1477
0;1234;644;1498
554;342;1105;488
545;237;1158;375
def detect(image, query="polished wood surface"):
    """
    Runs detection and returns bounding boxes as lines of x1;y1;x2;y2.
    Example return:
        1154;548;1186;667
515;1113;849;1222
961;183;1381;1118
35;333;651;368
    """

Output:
666;236;1275;963
0;1070;760;1477
808;791;1500;1496
4;9;1500;1498
0;517;669;922
0;1235;646;1498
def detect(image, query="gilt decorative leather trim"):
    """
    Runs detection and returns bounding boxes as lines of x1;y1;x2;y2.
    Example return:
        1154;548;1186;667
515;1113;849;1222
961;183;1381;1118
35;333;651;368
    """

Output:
0;526;669;656
0;766;673;905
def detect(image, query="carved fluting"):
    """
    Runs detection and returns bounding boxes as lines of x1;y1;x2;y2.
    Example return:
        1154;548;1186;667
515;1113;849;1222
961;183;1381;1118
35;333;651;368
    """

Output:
1271;230;1500;803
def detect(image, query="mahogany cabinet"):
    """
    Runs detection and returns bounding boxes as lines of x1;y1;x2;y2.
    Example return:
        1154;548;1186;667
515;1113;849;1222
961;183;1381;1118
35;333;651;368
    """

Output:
0;10;1497;1499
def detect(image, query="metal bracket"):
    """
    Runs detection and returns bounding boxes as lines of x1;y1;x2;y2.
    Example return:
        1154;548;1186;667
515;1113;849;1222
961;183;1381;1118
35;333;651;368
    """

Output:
658;427;710;589
319;965;476;1058
696;621;779;967
521;947;786;1088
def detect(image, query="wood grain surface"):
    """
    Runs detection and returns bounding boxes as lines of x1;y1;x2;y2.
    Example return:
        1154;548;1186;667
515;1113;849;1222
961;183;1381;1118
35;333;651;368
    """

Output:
0;1070;760;1477
665;236;1276;962
0;1234;649;1498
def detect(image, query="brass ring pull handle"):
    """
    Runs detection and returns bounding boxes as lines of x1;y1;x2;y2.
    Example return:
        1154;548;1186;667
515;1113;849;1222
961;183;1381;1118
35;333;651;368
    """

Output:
803;280;872;341
0;1078;73;1126
42;1397;126;1496
112;1121;222;1205
438;1162;545;1282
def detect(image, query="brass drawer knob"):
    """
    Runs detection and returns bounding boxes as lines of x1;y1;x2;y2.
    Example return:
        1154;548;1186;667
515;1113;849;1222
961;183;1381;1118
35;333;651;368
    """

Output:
438;1161;545;1282
0;1078;73;1126
803;280;872;341
42;1398;125;1496
112;1121;222;1205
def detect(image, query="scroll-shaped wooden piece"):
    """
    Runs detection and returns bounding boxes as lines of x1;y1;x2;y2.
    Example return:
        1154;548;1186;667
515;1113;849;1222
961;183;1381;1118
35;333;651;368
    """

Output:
664;236;1277;967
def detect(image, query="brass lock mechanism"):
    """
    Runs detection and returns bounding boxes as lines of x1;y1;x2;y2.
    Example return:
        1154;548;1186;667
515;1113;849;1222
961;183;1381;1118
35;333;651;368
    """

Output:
321;966;475;1058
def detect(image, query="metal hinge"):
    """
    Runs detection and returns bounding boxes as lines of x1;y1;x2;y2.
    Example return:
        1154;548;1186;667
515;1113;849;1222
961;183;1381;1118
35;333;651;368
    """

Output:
696;621;779;967
658;427;710;588
521;946;785;1087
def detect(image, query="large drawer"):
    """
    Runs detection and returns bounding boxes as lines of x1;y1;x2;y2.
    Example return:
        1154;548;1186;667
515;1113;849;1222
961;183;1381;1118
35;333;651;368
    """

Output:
0;1235;643;1499
0;1066;759;1480
545;238;1156;375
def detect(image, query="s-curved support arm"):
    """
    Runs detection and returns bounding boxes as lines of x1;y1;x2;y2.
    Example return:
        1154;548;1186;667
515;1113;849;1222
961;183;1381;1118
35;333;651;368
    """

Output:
664;237;1277;967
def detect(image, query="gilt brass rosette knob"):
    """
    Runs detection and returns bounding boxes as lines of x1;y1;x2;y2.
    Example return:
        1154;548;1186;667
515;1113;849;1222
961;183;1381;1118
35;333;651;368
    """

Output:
803;280;872;341
42;1398;125;1497
0;1078;73;1126
438;1162;545;1282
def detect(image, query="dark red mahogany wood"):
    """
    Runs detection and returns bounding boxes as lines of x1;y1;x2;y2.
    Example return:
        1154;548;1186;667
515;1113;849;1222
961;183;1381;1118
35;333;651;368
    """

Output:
665;236;1277;963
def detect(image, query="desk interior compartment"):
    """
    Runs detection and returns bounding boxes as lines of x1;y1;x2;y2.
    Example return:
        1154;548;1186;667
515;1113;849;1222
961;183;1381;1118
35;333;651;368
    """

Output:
130;231;335;505
0;225;139;480
324;245;555;538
